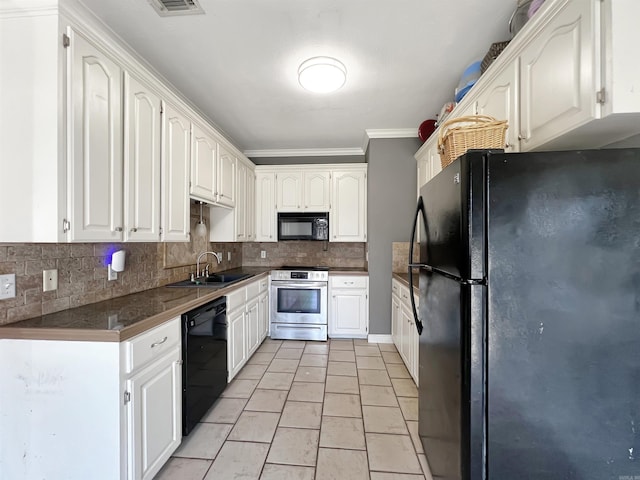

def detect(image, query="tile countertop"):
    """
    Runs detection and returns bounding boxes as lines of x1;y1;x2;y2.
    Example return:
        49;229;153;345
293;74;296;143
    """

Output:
0;266;369;342
393;272;419;293
0;268;271;343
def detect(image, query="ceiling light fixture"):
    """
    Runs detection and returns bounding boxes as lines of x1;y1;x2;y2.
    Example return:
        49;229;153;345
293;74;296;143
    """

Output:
298;56;347;93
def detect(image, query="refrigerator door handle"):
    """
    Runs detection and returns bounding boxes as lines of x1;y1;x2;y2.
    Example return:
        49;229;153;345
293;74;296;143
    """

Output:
408;197;427;335
410;263;485;286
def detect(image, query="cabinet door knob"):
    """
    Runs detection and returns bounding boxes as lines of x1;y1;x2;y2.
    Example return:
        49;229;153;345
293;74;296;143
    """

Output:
130;228;137;233
115;227;123;232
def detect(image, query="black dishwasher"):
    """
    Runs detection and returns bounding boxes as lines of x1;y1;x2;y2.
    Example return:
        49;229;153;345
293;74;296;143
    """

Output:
182;296;227;435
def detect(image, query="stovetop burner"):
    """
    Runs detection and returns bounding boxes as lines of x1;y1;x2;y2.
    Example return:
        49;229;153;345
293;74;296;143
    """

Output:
279;265;329;271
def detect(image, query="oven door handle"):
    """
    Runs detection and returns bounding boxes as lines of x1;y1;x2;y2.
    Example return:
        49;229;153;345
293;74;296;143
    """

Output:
271;281;327;289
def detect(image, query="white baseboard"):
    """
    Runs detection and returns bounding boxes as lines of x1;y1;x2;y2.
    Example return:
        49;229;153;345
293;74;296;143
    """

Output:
367;334;393;344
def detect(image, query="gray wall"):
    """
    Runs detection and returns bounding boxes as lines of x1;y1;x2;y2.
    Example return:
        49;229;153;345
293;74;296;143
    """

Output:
367;137;420;334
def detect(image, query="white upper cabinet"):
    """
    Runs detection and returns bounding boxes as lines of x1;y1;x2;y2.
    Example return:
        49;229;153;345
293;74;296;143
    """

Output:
255;171;277;242
275;171;330;212
190;123;217;203
235;161;248;241
123;73;162;242
68;27;124;242
474;60;520;152
276;171;303;212
303;171;330;211
217;144;236;208
161;103;191;242
209;158;256;242
519;0;597;151
414;0;640;170
330;167;367;242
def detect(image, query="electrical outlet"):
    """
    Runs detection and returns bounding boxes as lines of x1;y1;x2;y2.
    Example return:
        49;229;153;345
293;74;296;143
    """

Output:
0;274;16;300
227;252;231;262
260;250;266;259
43;269;58;292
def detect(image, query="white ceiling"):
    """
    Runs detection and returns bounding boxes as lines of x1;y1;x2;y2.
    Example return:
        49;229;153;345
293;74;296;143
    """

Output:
78;0;515;156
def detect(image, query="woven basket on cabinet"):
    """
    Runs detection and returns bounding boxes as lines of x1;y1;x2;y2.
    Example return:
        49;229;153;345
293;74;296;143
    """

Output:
437;115;508;169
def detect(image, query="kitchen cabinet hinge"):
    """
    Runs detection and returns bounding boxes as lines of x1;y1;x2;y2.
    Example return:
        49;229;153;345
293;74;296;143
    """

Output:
124;391;131;404
596;88;606;105
62;219;70;233
62;33;70;48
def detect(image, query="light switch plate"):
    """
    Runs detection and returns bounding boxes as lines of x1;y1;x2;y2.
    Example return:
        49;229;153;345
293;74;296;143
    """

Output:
43;269;58;292
261;250;266;259
0;274;16;300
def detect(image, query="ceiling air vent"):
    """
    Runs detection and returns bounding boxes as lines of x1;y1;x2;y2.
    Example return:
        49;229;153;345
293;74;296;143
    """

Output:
147;0;205;16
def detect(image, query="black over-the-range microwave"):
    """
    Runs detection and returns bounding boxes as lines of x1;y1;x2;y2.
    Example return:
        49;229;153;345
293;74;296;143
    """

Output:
277;212;329;241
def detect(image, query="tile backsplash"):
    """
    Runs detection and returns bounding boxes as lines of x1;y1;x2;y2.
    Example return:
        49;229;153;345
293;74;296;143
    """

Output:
242;241;367;269
0;202;367;325
392;242;419;273
0;203;240;326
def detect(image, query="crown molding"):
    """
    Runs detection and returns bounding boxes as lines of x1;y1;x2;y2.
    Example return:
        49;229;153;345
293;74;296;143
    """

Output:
0;0;57;17
244;147;365;158
362;128;418;152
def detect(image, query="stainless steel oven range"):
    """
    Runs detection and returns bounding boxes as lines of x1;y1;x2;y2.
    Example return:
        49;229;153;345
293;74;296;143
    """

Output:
270;266;328;341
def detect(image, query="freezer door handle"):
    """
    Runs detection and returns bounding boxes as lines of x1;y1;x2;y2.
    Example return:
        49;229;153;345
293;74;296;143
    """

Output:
408;197;427;335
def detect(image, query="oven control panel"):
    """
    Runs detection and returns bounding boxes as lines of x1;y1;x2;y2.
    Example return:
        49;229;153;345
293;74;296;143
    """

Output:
271;269;329;281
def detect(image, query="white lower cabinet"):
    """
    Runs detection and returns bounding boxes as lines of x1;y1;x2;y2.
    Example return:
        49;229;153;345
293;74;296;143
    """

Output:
391;278;419;385
0;317;182;480
227;275;270;381
126;346;181;480
329;275;369;338
228;307;248;380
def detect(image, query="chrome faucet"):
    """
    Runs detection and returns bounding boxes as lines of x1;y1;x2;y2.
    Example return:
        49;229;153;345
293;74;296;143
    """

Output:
196;251;222;278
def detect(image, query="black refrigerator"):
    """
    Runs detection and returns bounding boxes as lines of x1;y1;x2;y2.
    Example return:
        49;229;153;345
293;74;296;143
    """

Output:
407;149;640;480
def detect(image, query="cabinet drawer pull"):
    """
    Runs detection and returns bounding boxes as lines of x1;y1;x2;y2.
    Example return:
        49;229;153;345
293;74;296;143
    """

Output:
151;336;168;348
115;227;123;232
130;227;137;233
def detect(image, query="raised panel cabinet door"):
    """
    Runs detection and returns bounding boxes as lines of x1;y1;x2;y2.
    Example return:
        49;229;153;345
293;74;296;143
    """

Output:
255;172;276;241
391;291;401;349
276;171;303;211
330;290;368;337
246;297;260;356
161;103;191;242
246;168;256;241
519;0;597;151
124;73;161;242
68;27;123;241
228;309;247;381
400;303;413;371
258;292;269;341
475;60;520;152
303;171;330;211
235;161;247;241
217;144;236;207
126;348;181;480
190;123;216;203
330;169;367;242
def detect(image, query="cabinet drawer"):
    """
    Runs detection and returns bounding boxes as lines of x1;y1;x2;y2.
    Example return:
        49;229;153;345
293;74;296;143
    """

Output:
399;284;411;303
246;279;260;300
391;279;400;296
124;318;181;374
330;275;368;289
226;286;247;312
258;277;268;293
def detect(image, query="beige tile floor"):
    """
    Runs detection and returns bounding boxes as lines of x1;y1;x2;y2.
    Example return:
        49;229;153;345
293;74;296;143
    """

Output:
155;338;433;480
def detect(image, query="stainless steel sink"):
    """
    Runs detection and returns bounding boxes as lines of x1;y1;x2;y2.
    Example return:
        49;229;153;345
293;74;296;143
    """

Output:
166;273;252;288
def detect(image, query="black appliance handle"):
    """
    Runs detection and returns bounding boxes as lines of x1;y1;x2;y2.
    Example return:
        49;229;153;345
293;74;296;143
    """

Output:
408;196;427;335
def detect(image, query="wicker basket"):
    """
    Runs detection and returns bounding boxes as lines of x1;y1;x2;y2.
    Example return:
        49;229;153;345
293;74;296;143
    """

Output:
437;115;508;169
